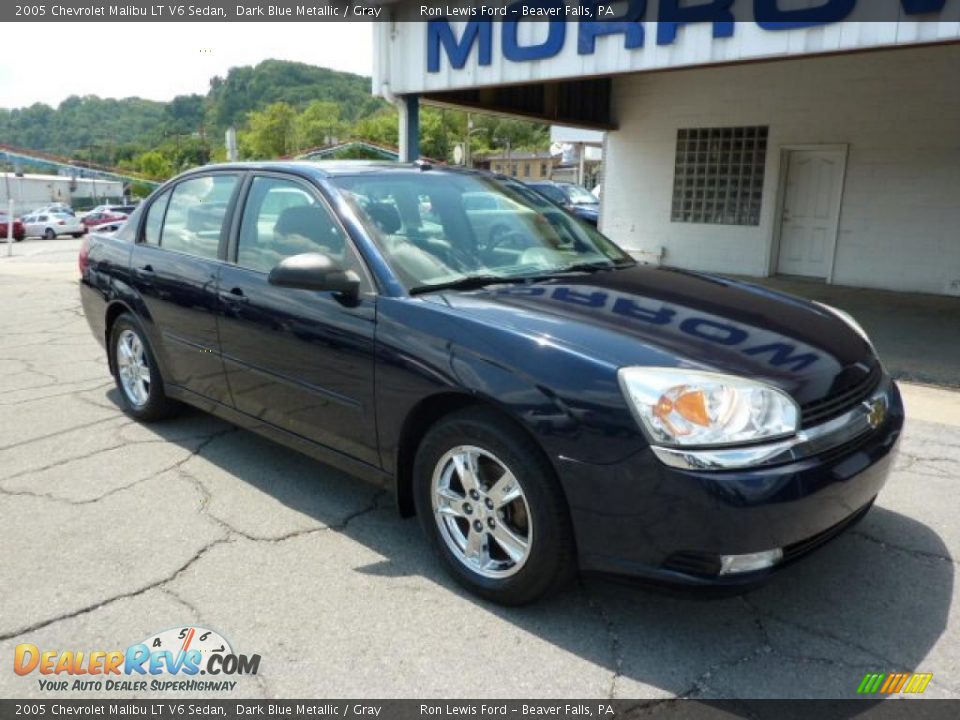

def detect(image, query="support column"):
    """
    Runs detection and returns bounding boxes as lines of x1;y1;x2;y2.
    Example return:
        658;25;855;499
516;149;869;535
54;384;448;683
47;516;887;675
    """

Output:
398;95;420;163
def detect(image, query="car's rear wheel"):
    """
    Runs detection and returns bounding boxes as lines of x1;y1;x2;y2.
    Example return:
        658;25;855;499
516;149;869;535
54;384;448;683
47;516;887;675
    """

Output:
110;314;179;422
72;232;83;239
413;407;576;605
43;228;56;239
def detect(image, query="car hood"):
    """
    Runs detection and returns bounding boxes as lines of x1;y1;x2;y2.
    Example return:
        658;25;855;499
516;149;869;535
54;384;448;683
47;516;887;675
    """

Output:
435;264;878;406
571;205;599;219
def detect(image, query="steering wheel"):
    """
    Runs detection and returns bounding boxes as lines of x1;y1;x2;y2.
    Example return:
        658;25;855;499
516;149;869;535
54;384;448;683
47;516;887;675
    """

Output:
484;223;528;253
519;246;565;269
407;231;475;273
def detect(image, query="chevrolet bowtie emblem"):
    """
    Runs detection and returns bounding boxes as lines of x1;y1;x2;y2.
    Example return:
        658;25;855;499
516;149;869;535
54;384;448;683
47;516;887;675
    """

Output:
865;398;887;429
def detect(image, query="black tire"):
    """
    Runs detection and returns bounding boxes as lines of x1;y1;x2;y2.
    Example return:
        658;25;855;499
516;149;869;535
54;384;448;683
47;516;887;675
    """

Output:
109;313;180;422
413;407;576;605
72;233;83;239
43;228;56;239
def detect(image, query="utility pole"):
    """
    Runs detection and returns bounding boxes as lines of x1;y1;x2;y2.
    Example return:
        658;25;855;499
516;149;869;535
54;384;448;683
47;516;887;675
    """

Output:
464;114;481;168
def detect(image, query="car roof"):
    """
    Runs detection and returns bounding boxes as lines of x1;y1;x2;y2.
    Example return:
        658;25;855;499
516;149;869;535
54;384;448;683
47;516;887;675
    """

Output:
174;160;482;180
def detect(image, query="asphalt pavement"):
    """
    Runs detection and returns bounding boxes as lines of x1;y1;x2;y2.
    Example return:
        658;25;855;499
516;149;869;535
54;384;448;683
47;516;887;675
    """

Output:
1;237;958;701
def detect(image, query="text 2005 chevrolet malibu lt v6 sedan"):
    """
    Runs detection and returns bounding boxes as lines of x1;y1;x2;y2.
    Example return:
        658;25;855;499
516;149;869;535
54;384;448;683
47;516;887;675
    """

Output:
79;162;903;605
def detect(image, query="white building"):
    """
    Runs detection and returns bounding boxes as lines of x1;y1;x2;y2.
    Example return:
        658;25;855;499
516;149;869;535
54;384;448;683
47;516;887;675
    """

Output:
0;173;124;214
373;6;960;296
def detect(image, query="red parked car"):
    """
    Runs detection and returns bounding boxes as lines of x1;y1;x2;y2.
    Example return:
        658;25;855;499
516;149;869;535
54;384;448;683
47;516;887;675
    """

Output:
81;211;128;229
0;214;25;241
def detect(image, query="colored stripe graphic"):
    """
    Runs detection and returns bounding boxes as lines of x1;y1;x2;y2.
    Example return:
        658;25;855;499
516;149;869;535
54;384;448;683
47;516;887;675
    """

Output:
904;674;934;694
857;673;885;694
857;672;933;694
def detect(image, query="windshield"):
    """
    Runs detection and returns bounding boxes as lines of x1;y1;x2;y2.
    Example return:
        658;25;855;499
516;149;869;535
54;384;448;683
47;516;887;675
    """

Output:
332;171;632;292
559;183;599;205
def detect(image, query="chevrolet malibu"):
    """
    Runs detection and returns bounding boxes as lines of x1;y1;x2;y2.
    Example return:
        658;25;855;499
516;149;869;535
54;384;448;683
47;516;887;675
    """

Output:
79;162;903;605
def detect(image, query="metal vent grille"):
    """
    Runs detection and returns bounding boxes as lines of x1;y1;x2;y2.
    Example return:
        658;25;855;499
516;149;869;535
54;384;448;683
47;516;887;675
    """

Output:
800;366;882;429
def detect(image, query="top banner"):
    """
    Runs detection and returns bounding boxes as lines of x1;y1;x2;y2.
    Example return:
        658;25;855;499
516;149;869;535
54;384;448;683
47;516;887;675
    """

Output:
6;0;960;23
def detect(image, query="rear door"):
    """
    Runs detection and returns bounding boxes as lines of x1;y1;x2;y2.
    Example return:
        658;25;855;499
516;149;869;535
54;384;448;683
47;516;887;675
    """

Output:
129;172;240;405
216;173;379;465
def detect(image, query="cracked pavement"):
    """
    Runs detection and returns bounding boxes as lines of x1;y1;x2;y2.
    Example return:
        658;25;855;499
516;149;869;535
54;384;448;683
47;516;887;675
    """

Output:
1;238;958;700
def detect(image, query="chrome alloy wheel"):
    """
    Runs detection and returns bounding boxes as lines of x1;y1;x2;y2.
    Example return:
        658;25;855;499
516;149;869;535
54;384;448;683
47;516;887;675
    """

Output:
116;328;151;407
431;445;533;579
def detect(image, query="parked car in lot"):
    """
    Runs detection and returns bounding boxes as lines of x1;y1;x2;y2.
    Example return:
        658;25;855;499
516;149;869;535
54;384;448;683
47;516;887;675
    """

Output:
87;219;126;235
32;203;75;217
79;162;903;605
0;213;26;241
22;212;85;239
88;204;137;217
81;210;128;229
525;180;600;226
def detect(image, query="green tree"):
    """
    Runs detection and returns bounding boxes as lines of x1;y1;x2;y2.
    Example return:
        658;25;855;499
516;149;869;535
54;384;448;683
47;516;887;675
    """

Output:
165;94;206;135
351;108;399;149
240;102;297;159
135;151;174;180
295;100;346;150
128;180;156;198
206;59;386;132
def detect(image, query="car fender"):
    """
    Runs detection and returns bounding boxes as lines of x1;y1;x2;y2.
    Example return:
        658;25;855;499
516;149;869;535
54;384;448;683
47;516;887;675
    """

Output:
375;297;647;478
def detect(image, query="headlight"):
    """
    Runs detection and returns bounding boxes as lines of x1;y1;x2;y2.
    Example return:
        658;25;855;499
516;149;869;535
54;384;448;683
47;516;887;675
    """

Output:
814;302;873;349
618;368;800;447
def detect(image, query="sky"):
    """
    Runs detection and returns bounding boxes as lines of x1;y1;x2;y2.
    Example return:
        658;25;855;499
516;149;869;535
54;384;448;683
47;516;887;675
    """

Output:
0;22;374;109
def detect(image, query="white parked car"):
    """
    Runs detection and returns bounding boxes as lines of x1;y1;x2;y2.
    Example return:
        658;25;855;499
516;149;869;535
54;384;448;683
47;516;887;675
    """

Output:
32;203;75;216
22;212;86;239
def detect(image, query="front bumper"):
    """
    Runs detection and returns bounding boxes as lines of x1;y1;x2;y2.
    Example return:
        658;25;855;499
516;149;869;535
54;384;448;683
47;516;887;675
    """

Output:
559;379;904;587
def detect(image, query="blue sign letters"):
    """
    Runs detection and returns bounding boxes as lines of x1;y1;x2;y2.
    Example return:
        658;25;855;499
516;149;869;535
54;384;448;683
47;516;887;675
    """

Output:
426;0;950;72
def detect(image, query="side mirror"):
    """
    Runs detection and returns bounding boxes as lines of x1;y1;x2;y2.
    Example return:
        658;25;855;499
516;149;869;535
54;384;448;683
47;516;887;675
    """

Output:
267;253;360;298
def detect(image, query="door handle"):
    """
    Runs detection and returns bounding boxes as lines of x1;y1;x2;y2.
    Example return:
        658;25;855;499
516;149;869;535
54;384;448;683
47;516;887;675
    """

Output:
218;287;249;305
134;264;155;286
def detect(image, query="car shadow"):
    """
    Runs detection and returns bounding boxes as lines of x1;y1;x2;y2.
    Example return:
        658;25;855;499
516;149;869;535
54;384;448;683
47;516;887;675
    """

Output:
121;398;953;702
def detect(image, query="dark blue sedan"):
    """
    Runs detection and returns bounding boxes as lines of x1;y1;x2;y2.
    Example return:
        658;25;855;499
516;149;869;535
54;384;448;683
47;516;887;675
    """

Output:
80;162;903;605
525;180;600;226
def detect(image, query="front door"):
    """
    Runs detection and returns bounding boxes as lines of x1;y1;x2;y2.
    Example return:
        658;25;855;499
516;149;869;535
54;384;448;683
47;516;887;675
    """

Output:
216;174;379;466
776;148;846;279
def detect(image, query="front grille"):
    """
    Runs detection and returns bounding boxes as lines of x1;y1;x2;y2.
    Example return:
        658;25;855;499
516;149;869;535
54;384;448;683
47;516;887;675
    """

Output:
800;365;881;428
781;501;873;564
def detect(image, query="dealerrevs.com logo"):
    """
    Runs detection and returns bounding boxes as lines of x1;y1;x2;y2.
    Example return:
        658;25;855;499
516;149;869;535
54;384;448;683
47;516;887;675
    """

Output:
14;626;260;693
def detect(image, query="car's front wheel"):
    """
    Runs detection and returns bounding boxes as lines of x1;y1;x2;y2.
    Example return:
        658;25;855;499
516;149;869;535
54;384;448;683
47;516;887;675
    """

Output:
413;407;576;605
44;228;56;239
110;314;179;422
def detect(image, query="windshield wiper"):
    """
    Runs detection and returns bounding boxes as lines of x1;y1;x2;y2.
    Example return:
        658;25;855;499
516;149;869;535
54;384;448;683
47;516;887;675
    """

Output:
536;260;636;276
409;274;529;296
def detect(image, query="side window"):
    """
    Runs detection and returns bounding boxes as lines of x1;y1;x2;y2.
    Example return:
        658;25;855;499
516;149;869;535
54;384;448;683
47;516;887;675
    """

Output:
237;176;357;277
142;190;170;245
159;174;238;260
